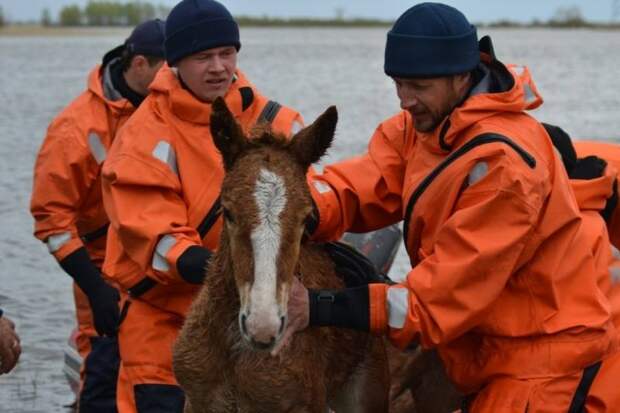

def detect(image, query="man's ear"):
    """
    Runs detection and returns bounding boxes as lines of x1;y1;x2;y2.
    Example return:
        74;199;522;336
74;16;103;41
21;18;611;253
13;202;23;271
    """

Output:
290;106;337;170
210;97;247;170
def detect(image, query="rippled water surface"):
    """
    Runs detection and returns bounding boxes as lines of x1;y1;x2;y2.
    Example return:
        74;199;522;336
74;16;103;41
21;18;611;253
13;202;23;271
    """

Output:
0;27;619;411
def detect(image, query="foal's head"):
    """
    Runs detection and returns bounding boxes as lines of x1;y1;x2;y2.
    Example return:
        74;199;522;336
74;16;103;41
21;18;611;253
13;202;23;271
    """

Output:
210;98;337;351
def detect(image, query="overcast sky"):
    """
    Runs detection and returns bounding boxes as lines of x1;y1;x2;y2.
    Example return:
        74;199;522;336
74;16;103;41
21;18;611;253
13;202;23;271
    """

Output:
0;0;617;23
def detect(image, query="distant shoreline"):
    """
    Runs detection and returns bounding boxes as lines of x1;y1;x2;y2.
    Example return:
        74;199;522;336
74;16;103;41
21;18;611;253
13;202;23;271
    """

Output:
1;19;619;36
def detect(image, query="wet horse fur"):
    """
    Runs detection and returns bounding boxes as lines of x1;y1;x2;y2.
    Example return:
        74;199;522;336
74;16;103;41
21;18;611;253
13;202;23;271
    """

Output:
173;98;389;413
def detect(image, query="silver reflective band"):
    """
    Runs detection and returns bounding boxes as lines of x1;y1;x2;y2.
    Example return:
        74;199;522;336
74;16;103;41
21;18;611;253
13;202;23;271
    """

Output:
291;120;303;135
612;246;620;260
523;83;536;103
152;234;177;272
88;133;107;164
313;180;332;194
468;161;488;186
511;65;525;76
46;232;72;253
610;266;620;284
387;287;409;329
152;141;178;175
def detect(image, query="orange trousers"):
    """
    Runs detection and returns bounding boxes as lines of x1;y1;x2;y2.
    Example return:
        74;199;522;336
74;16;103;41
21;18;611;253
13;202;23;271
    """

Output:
461;348;620;412
116;293;185;413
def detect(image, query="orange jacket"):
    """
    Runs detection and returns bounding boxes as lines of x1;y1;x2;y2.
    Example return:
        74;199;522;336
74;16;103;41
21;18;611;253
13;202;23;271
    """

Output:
101;66;302;316
31;65;136;265
309;58;615;393
574;141;620;250
574;140;620;329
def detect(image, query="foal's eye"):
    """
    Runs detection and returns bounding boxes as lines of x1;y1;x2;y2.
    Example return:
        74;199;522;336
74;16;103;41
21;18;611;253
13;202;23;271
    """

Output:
222;208;235;223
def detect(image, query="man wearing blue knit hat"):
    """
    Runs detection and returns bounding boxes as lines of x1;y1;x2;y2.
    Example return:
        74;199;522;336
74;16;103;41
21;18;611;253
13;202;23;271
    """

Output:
31;18;166;413
100;1;303;411
280;3;620;411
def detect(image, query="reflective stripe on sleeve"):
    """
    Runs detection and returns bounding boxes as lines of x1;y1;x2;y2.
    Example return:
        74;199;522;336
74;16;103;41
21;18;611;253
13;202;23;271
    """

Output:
152;234;177;272
467;161;488;186
313;180;332;194
152;141;178;175
387;287;409;329
46;232;72;253
610;266;620;284
88;132;107;164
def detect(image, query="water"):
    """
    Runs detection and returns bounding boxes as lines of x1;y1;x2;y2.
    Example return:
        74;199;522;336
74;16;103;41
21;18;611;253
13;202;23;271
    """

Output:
0;27;619;411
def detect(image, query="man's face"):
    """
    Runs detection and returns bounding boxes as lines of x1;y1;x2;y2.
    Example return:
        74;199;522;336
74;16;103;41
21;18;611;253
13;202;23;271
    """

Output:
394;76;465;133
176;46;238;103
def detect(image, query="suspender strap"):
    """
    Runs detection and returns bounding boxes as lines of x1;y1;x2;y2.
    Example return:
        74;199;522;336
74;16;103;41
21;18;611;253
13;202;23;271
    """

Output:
80;223;110;243
127;277;158;298
567;361;602;413
258;100;282;124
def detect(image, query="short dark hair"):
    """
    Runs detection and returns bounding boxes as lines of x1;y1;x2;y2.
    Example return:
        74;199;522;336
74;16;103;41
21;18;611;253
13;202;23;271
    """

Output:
120;48;163;72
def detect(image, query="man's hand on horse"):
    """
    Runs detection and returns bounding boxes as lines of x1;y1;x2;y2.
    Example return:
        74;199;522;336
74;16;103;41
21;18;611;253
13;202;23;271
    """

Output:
0;315;21;374
271;276;309;357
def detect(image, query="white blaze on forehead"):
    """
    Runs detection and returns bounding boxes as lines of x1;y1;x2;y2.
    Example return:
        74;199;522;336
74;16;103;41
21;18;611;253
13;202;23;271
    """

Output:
249;168;287;323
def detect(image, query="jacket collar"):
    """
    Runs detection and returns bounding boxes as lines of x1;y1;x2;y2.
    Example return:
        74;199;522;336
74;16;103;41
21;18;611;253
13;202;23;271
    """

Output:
416;54;544;154
149;65;253;125
88;64;135;115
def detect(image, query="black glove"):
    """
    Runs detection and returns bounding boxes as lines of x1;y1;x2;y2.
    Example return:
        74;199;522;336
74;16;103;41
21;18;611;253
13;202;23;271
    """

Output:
176;245;212;284
570;155;607;180
60;247;120;337
323;241;393;287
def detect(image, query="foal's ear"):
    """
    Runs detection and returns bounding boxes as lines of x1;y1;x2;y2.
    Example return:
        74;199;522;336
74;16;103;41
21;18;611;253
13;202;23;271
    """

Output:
290;106;337;169
211;97;247;170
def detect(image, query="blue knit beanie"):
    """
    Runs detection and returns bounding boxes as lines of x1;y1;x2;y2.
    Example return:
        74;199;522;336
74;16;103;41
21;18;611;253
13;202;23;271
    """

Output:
165;0;241;66
384;3;479;78
125;19;166;58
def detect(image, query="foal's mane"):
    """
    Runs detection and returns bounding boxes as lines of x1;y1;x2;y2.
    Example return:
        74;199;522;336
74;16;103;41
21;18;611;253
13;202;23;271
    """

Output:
245;123;294;153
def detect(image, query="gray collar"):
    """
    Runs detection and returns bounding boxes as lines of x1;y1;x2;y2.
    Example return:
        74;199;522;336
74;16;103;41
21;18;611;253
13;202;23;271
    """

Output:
102;57;123;101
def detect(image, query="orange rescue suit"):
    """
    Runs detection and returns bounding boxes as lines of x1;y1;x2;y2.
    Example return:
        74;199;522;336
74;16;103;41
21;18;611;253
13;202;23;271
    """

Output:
309;57;619;411
31;65;134;358
101;66;302;411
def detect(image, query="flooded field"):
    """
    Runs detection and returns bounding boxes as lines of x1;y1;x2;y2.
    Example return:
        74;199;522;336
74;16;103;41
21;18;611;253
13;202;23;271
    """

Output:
0;26;619;411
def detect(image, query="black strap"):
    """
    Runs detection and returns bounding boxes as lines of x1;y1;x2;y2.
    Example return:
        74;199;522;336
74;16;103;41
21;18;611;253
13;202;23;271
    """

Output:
196;197;221;239
239;87;254;111
567;361;602;413
127;277;157;298
403;133;536;249
258;100;282;124
80;223;110;244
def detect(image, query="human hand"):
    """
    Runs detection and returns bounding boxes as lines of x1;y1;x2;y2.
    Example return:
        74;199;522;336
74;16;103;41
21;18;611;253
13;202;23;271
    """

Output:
0;316;21;374
324;241;393;287
271;276;309;356
87;282;121;337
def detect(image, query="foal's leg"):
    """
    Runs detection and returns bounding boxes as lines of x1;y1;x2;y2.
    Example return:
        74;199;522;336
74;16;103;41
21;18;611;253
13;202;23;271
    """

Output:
329;338;390;413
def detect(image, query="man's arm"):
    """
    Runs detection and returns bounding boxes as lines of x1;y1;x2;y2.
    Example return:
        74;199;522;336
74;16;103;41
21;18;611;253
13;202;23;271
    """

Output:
308;112;410;241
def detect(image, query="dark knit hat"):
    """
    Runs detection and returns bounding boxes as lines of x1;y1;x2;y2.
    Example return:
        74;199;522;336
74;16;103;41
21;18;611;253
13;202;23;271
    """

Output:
102;18;165;66
165;0;241;66
125;18;166;58
384;2;479;78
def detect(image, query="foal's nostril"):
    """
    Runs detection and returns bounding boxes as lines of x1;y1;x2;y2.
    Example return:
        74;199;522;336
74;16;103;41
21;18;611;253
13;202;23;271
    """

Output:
278;316;286;335
240;313;248;335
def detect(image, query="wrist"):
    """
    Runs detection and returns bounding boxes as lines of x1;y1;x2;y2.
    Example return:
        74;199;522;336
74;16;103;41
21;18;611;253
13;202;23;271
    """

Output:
59;247;104;296
176;245;212;284
308;286;370;331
